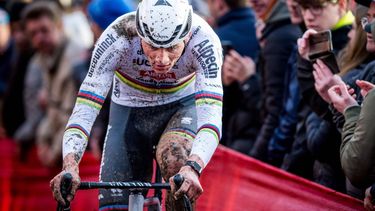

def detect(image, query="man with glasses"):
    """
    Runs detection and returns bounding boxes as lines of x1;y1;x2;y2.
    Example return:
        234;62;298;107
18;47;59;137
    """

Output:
282;0;353;187
295;0;353;121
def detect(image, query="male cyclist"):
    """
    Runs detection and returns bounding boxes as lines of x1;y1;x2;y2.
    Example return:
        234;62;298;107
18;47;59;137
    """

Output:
50;0;223;210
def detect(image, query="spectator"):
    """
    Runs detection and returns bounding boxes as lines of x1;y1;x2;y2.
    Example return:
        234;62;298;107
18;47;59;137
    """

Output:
22;1;88;167
0;8;11;105
296;0;354;119
1;1;34;160
267;0;304;167
282;0;353;183
326;0;375;195
206;0;261;153
247;0;301;162
2;1;33;136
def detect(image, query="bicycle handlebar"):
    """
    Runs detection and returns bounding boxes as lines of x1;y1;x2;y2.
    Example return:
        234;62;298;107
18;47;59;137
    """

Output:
78;181;171;190
57;173;192;211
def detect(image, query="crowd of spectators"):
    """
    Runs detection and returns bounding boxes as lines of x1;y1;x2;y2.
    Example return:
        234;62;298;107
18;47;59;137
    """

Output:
2;0;375;209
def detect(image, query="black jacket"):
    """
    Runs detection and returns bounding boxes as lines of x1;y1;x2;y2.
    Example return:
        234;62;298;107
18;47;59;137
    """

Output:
249;1;301;161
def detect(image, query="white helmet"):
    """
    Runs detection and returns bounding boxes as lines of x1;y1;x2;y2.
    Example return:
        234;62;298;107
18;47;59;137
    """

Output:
136;0;193;48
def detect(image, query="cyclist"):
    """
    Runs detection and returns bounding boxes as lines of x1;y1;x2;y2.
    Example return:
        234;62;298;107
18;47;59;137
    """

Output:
50;0;223;210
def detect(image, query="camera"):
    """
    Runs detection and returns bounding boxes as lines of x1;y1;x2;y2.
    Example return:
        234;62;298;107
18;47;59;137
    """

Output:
308;30;333;61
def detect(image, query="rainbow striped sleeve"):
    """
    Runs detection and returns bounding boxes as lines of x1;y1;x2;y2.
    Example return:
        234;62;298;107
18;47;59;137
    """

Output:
76;90;105;110
65;124;90;141
195;91;223;107
197;124;221;144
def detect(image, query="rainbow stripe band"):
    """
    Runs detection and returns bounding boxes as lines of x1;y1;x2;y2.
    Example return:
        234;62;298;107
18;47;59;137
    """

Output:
77;90;105;110
195;91;223;101
198;124;220;144
115;70;196;94
195;91;223;107
65;124;89;141
196;98;223;107
162;128;196;141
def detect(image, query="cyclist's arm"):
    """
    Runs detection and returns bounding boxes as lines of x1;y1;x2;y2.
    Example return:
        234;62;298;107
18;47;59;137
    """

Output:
189;30;223;170
62;27;122;165
172;24;223;201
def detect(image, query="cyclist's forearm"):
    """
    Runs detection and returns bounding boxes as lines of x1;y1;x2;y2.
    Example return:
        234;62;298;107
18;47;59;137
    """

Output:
63;129;88;163
62;153;80;173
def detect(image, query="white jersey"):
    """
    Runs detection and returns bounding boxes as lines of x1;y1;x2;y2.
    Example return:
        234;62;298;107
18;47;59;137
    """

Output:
63;12;223;166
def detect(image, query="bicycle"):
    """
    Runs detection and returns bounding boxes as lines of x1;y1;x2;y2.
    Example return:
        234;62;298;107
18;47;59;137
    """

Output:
56;173;193;211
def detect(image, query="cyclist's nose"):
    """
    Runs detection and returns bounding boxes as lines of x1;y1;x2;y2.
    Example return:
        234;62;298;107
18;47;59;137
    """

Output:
155;49;169;64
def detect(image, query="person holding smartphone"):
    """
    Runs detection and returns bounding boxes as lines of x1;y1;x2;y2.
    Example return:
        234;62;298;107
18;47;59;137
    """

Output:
296;0;354;118
282;0;354;190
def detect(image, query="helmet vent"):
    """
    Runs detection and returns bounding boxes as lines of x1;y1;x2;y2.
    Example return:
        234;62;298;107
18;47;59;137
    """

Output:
154;0;172;6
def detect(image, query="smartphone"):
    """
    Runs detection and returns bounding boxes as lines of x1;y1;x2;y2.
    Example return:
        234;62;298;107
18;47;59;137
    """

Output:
308;30;333;61
221;40;234;56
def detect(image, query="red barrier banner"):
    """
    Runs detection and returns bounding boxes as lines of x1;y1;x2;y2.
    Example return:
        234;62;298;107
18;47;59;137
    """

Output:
198;146;363;211
0;139;364;210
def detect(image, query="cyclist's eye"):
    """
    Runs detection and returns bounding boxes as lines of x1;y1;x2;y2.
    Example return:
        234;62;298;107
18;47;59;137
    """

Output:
167;45;179;52
151;46;158;50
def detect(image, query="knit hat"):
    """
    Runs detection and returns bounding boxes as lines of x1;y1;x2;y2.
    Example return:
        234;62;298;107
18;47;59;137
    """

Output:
87;0;134;30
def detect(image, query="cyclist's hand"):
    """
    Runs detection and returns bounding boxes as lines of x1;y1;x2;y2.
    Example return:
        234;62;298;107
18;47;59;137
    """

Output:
170;166;203;202
50;154;80;205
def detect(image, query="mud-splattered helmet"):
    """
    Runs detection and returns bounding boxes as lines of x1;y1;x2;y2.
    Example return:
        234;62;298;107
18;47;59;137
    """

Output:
136;0;193;48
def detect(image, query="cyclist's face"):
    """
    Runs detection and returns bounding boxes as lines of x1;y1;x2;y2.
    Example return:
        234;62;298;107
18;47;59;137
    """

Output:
142;40;185;73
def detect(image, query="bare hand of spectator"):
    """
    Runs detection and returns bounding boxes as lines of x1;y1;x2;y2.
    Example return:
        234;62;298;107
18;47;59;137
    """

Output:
313;59;343;103
364;186;375;211
222;67;236;86
297;29;318;60
222;49;255;86
327;83;358;114
356;80;375;98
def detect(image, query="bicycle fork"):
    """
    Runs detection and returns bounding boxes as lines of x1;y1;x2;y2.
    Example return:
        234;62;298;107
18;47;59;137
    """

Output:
129;191;162;211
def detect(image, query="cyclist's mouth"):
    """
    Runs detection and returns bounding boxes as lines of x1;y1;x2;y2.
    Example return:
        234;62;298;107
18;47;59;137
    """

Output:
153;65;171;73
